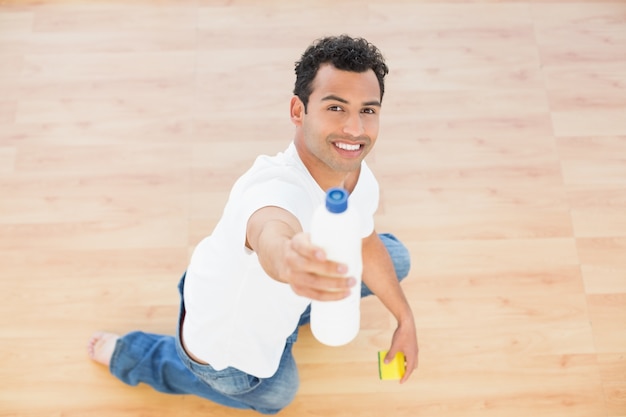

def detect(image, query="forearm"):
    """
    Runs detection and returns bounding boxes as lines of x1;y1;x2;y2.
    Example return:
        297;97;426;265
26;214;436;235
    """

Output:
362;233;414;323
362;232;419;382
255;221;296;283
246;207;302;283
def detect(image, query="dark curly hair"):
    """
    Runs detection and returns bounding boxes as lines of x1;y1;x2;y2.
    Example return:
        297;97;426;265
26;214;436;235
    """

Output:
293;35;389;112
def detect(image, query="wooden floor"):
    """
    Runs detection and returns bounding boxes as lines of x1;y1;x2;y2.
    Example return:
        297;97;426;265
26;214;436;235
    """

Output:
1;1;625;416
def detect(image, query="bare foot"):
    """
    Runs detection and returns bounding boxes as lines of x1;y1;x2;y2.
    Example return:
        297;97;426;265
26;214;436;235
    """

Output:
87;332;119;367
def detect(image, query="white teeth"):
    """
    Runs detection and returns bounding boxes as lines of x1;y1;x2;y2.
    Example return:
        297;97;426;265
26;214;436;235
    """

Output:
335;142;360;151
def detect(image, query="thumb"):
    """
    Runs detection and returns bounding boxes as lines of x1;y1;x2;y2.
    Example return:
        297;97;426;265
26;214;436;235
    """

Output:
384;348;400;364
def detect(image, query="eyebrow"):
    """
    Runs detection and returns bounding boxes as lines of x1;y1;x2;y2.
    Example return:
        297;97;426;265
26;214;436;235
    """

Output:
321;94;381;107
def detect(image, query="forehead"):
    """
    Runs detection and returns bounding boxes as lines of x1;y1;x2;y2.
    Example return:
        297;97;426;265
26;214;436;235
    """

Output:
310;63;380;102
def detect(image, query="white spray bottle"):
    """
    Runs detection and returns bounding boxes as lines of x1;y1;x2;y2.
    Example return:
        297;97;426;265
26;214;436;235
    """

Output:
309;187;362;346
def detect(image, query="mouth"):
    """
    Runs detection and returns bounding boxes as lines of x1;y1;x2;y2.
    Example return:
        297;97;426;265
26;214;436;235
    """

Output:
333;141;363;152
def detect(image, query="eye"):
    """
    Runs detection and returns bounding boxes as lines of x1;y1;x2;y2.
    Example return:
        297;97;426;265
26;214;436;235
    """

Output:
362;107;377;114
328;105;343;112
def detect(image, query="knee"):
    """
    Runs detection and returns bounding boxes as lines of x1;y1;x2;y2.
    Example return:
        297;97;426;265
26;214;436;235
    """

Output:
379;233;411;281
254;380;299;415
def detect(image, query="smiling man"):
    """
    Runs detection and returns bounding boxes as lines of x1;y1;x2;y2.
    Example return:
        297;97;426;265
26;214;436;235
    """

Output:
292;63;380;189
88;35;418;415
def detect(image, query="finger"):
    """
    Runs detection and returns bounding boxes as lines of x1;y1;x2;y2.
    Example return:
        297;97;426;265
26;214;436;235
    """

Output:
303;286;352;301
290;282;351;300
290;235;349;276
312;259;350;279
400;352;418;384
290;233;323;260
400;362;414;384
291;273;356;300
287;233;348;277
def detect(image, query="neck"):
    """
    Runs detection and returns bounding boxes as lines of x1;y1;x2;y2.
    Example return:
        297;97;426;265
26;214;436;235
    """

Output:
293;141;361;193
313;169;360;194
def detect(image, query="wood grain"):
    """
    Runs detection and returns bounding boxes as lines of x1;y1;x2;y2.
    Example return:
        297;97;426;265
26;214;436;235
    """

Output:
1;1;625;416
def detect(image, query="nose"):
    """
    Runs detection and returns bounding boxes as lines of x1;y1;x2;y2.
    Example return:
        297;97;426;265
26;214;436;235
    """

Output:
342;113;364;137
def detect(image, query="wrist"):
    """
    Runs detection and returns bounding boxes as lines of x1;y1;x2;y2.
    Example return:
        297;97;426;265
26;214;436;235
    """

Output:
395;306;415;327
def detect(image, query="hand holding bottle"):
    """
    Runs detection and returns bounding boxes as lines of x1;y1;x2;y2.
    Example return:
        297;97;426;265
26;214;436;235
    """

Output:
281;232;356;301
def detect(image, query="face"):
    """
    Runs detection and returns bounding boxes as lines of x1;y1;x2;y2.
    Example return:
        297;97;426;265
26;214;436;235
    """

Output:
291;63;381;189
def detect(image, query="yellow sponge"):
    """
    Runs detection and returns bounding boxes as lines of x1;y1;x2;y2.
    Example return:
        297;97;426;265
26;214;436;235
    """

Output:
378;350;406;380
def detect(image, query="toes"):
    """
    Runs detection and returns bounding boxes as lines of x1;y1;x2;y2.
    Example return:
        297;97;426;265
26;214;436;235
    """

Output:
87;332;105;359
87;332;119;366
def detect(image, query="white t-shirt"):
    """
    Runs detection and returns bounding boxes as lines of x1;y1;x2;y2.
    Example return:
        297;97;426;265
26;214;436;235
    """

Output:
182;142;379;378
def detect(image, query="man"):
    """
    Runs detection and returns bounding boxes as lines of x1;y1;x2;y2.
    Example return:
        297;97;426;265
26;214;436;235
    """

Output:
88;35;418;415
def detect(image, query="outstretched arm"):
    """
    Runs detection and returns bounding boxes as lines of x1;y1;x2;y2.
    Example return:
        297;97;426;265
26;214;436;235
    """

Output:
361;232;418;383
246;206;355;301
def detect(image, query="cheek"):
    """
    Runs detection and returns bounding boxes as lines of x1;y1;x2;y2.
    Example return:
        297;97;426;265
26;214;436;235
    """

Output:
302;120;328;145
305;114;337;136
364;118;380;137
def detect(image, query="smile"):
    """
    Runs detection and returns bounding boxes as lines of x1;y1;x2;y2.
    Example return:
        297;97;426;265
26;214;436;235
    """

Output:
334;142;361;151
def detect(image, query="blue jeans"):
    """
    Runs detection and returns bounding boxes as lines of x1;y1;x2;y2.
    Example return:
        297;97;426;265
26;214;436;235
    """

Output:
109;233;410;415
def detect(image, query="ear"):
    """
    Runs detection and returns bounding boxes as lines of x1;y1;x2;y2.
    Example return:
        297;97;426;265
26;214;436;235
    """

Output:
290;96;304;126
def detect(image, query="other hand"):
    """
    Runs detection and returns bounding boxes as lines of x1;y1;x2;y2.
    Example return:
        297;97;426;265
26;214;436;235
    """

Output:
385;318;419;383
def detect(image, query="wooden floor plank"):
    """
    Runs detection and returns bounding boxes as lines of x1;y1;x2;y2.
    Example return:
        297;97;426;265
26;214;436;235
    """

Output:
1;1;625;416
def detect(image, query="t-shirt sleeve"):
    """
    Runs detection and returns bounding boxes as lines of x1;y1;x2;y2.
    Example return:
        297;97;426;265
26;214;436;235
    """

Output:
237;176;314;231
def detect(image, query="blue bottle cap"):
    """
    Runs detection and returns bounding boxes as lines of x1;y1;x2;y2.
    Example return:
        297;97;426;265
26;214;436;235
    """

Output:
325;187;348;213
